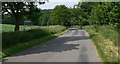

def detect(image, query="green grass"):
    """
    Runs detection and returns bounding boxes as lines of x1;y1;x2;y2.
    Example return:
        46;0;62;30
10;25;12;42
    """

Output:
1;24;40;32
82;26;119;62
1;24;67;58
2;29;51;49
2;25;66;49
2;30;68;58
98;26;118;46
1;24;66;32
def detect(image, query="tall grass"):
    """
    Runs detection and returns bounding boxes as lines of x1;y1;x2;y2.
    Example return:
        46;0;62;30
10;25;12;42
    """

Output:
74;25;118;46
2;25;66;49
82;26;118;62
2;29;50;49
98;26;118;46
2;25;66;58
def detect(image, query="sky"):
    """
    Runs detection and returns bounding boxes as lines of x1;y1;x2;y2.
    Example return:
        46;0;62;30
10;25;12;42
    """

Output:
38;0;80;9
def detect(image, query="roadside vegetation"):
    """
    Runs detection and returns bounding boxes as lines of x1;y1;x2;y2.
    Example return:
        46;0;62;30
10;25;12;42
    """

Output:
71;2;119;63
1;1;119;62
1;25;66;58
1;2;69;59
72;25;119;62
70;2;119;63
83;26;119;62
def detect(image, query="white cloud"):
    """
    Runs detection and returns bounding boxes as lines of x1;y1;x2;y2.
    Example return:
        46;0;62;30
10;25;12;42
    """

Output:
39;2;79;9
38;0;80;10
49;0;80;2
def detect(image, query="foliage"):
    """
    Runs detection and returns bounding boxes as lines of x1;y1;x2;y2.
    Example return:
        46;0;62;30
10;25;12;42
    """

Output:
39;9;51;26
50;5;71;26
2;2;45;31
24;2;42;25
72;2;120;31
76;2;119;62
70;8;80;25
2;28;67;58
72;2;93;28
89;2;120;31
83;26;119;62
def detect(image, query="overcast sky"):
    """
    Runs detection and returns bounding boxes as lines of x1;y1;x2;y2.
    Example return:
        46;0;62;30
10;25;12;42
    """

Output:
38;0;80;9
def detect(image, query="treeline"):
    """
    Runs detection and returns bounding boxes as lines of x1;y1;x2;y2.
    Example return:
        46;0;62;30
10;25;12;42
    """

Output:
2;2;46;31
2;9;51;25
2;2;120;32
50;2;120;31
77;2;120;31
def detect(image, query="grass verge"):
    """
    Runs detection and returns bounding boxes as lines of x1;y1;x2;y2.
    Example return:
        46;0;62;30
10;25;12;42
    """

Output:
2;25;66;49
82;26;119;63
2;30;68;58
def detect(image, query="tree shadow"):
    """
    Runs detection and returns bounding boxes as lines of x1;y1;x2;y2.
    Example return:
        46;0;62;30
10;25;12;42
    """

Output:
6;29;90;58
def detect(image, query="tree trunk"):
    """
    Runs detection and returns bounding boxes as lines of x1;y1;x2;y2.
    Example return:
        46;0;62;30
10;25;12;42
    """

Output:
80;22;82;29
14;16;19;32
80;25;82;29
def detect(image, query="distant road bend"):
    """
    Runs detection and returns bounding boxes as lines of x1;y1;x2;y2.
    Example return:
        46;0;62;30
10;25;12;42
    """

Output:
4;28;99;62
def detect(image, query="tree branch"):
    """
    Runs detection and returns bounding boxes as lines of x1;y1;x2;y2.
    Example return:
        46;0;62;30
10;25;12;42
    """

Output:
5;8;13;16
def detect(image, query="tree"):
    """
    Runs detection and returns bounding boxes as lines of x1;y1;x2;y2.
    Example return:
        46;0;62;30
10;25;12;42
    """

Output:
107;2;120;30
69;8;81;27
87;2;120;32
2;2;45;31
90;3;103;32
50;5;71;26
39;9;51;26
74;2;93;28
24;2;42;25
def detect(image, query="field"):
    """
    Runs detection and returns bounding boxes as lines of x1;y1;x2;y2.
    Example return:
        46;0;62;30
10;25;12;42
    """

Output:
1;24;67;58
1;24;40;32
1;24;66;32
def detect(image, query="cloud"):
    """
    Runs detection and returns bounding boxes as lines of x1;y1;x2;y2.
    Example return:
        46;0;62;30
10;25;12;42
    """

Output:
49;0;80;2
38;0;81;9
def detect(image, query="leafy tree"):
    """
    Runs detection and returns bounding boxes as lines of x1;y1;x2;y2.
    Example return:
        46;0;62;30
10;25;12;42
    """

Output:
24;2;42;25
74;2;93;28
2;2;45;31
90;3;102;32
50;5;71;26
39;9;51;26
107;2;120;30
87;2;120;32
70;8;80;24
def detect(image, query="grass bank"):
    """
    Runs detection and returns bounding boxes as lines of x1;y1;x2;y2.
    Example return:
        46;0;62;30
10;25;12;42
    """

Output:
82;26;119;63
1;25;67;58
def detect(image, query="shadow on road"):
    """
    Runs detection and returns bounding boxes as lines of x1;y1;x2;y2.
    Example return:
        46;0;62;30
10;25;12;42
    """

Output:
7;29;90;59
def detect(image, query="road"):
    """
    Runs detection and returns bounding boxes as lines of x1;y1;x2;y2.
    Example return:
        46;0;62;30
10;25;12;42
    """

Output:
4;28;99;62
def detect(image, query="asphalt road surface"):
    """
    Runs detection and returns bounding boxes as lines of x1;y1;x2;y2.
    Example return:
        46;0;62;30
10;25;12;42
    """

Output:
4;28;99;62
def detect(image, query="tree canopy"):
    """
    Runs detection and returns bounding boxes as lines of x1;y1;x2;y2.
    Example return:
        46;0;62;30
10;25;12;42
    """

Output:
2;2;45;31
2;2;120;32
50;5;71;26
